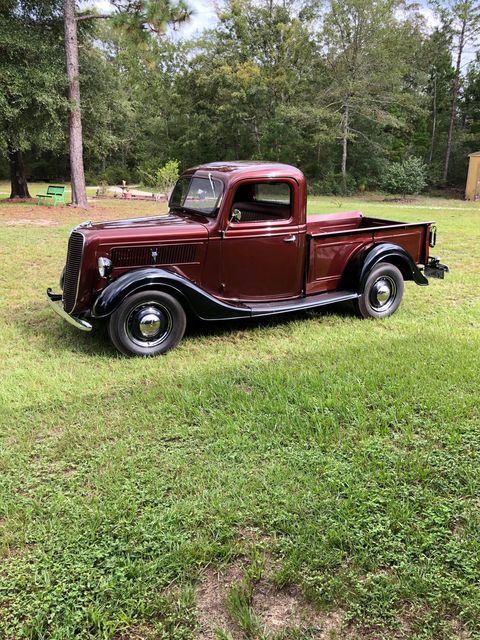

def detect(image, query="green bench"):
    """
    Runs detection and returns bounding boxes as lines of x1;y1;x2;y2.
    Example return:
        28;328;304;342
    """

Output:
37;185;66;206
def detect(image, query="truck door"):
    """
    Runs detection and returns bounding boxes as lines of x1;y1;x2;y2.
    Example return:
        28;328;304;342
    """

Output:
220;179;304;301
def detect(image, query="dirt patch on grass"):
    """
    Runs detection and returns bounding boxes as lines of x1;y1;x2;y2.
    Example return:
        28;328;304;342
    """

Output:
382;197;420;204
196;559;246;639
1;197;37;204
195;553;346;639
448;618;472;639
253;578;343;635
4;218;58;226
0;200;168;226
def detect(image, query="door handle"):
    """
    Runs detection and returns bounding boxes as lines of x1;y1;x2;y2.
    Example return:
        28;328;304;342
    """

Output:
284;234;296;243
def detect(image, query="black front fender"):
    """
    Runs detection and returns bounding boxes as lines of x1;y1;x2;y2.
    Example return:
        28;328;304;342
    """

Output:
343;243;428;291
91;268;252;321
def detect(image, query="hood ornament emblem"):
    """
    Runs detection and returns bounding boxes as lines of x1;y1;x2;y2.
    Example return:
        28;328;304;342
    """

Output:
71;220;92;233
151;249;158;264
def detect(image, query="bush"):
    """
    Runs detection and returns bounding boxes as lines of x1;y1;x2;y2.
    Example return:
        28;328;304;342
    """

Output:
308;172;357;196
138;160;180;193
380;157;427;197
102;164;131;186
85;165;132;186
84;170;102;186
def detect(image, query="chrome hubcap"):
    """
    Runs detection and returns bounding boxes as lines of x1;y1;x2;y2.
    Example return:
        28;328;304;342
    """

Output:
126;302;173;347
138;309;162;338
370;276;397;310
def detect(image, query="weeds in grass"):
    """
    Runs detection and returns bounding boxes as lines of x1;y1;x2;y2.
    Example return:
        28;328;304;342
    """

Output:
0;195;479;639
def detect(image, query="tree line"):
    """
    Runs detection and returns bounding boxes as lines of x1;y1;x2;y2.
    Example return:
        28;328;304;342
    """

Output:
1;0;479;205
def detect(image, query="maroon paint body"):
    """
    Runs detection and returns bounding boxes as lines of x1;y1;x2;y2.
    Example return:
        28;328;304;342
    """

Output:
64;162;433;316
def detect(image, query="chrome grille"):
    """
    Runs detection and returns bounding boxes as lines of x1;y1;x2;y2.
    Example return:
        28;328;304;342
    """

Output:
111;244;197;268
63;231;85;313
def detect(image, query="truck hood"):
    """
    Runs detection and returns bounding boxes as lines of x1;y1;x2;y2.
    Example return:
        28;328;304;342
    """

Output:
65;213;209;316
74;213;209;243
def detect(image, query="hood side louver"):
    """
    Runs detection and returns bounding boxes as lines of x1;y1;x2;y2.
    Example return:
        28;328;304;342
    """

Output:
111;244;198;268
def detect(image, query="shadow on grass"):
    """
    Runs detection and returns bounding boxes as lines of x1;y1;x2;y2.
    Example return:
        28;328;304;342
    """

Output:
25;301;358;358
185;301;356;339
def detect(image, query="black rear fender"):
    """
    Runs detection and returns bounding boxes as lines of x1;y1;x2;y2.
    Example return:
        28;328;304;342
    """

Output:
343;243;428;291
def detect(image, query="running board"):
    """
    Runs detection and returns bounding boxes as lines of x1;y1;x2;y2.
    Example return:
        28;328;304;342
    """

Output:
248;290;359;317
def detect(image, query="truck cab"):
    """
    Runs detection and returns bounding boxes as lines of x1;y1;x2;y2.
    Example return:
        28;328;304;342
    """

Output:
47;161;448;356
171;161;307;301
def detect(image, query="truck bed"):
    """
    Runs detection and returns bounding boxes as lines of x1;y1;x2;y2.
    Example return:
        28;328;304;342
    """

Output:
306;211;432;295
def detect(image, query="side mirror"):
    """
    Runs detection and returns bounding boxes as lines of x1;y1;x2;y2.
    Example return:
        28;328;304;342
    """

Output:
230;208;242;223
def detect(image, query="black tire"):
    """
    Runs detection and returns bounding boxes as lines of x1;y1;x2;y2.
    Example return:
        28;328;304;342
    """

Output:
354;262;404;319
108;290;186;356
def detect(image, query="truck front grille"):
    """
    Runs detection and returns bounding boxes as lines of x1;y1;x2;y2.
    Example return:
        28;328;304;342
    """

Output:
111;244;197;268
63;231;85;313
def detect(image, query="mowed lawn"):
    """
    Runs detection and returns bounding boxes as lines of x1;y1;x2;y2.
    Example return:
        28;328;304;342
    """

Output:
0;192;479;640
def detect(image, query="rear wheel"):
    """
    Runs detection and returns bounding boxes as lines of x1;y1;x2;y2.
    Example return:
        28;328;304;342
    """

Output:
108;290;186;356
354;262;404;319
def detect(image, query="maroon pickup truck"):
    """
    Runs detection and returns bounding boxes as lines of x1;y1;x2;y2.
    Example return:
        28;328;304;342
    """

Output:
47;161;448;356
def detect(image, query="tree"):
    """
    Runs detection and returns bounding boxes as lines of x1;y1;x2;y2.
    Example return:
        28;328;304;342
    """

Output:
435;0;480;182
79;27;138;181
423;29;455;170
174;0;325;169
6;0;480;195
0;0;67;199
63;0;190;208
462;56;480;143
64;0;88;207
321;0;425;191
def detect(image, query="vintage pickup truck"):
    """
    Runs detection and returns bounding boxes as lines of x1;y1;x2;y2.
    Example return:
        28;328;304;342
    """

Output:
47;161;448;356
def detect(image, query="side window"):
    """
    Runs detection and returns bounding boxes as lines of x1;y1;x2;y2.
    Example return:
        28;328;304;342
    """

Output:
253;183;291;205
231;181;292;223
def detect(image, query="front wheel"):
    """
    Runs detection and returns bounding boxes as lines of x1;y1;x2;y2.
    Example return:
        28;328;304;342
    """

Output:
108;290;186;356
354;262;404;319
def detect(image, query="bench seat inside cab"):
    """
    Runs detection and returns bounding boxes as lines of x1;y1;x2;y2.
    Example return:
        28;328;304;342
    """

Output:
232;200;291;222
231;182;292;222
307;211;363;234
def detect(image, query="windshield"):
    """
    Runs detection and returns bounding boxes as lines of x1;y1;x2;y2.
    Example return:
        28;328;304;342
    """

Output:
169;175;224;216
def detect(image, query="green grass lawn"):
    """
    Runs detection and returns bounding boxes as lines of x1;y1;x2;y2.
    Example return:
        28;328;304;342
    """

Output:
0;194;479;639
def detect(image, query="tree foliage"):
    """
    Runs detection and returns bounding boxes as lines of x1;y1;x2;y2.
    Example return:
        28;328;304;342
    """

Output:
1;0;480;194
138;159;180;191
0;0;67;196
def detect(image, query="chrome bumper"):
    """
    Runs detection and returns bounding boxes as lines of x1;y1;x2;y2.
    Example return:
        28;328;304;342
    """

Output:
46;288;92;332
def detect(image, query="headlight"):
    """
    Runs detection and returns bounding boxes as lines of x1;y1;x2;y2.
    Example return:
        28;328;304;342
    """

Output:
98;256;113;278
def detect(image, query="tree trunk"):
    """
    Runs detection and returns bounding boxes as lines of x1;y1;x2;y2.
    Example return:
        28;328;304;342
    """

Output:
253;116;261;157
428;71;437;166
442;15;466;183
64;0;89;208
341;99;349;192
8;147;31;199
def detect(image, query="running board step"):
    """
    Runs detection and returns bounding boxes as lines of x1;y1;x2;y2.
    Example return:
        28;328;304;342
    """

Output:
248;290;359;317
